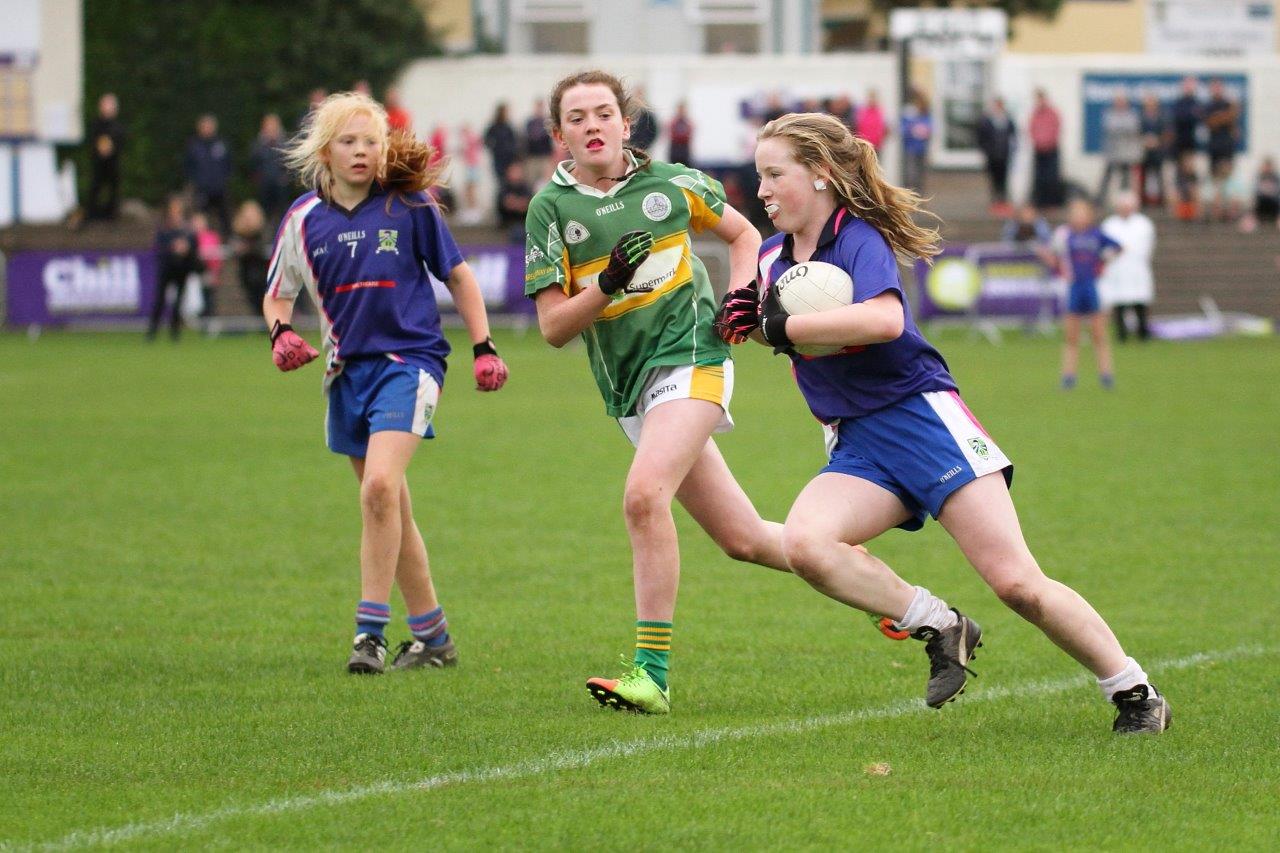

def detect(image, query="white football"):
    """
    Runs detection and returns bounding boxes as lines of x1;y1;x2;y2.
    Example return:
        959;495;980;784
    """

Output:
772;260;854;357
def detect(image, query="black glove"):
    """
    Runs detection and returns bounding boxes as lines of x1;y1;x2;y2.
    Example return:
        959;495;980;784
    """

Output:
713;281;760;344
759;284;793;351
597;230;654;296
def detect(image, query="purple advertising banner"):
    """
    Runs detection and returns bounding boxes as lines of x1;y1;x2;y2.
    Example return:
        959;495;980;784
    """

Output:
430;244;537;316
912;244;1058;321
5;243;536;327
6;250;158;325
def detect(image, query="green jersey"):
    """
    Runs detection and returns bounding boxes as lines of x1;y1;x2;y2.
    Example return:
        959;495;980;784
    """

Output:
524;154;731;417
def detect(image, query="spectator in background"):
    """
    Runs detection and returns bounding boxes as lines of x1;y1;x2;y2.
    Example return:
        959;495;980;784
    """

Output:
899;87;932;194
1216;164;1251;225
1098;92;1142;207
1002;203;1052;246
762;91;787;124
384;86;413;132
1028;88;1063;209
184;114;232;234
249;113;290;226
524;98;554;183
1098;190;1155;343
351;79;372;97
1138;93;1169;209
148;195;203;341
427;123;449;166
1204;78;1241;219
483;102;518;182
231;199;270;311
457;123;484;224
855;89;888;153
191;212;223;319
495;160;532;243
1252;156;1280;229
630;87;659;152
977;97;1016;216
86;93;125;222
667;101;694;166
299;87;328;130
828;94;856;134
1172;76;1198;185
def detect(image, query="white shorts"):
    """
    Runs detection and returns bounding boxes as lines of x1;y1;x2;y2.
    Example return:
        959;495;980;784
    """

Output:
617;360;735;447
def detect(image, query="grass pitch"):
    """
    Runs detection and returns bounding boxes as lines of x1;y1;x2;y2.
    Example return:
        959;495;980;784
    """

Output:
2;328;1278;850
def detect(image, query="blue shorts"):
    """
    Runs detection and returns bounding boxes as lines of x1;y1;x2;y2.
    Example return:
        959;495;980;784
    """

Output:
1067;281;1101;315
325;357;441;458
821;390;1013;531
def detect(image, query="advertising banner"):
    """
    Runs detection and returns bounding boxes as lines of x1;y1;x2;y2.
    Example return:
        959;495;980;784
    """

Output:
913;244;1058;322
5;250;157;325
1081;73;1249;154
430;244;536;316
5;244;537;326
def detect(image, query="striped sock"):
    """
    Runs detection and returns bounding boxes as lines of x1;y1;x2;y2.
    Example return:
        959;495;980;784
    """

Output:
407;606;449;647
633;620;673;690
355;600;391;639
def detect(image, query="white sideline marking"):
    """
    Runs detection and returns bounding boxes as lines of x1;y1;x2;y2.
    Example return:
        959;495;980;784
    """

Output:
18;644;1271;852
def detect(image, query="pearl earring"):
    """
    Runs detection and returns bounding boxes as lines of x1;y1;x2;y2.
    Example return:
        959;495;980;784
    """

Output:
814;179;827;190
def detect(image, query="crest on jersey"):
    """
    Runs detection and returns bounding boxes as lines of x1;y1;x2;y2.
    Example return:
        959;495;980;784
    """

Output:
376;229;400;254
565;220;590;244
642;192;672;221
968;438;990;460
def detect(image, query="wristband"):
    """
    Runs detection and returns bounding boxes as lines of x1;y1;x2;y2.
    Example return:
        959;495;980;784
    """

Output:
270;320;293;344
473;337;498;358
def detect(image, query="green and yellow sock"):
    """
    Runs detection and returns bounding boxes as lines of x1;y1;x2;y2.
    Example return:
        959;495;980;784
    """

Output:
633;620;672;690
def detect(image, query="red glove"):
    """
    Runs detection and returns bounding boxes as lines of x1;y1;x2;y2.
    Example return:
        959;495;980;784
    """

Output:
473;338;508;391
270;320;319;372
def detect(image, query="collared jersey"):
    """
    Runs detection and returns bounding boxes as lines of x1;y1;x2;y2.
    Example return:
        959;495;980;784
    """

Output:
524;154;730;417
267;187;463;388
760;208;956;423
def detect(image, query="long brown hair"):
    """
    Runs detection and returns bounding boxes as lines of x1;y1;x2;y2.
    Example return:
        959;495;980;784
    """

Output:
759;112;941;263
383;129;447;209
546;69;652;163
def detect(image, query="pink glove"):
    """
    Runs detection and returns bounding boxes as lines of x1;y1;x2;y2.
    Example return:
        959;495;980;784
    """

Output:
472;338;508;391
270;321;319;372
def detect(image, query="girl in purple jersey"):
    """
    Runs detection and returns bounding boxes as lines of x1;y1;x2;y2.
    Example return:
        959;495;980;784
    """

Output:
264;92;509;675
716;113;1168;733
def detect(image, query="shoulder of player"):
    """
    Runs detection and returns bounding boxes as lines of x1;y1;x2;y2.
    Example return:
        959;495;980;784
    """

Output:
759;232;786;258
833;216;891;256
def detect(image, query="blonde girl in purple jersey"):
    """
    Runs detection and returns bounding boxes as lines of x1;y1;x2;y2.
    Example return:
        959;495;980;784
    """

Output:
717;113;1168;733
265;92;509;675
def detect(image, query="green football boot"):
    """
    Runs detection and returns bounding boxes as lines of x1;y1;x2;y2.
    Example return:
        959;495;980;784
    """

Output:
586;659;671;715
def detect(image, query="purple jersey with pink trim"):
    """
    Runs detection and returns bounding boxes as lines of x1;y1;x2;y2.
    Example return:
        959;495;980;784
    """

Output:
1063;226;1120;287
267;187;462;386
760;208;956;423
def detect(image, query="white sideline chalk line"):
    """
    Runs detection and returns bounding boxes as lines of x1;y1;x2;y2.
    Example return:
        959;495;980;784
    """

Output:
17;644;1271;852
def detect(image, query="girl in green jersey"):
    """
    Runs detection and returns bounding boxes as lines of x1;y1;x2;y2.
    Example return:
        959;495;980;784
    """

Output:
524;70;789;714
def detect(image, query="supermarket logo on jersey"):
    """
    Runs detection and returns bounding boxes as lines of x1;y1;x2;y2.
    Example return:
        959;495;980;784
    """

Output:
42;255;142;313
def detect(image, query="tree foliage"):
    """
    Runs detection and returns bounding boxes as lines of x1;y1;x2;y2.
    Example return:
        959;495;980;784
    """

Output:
82;0;440;204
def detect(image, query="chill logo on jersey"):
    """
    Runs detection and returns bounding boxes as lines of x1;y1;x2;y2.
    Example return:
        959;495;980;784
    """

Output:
968;437;990;460
376;229;400;254
642;192;672;222
565;220;590;245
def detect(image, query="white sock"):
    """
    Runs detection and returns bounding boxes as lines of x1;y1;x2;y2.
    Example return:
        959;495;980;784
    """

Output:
893;586;958;633
1096;657;1153;701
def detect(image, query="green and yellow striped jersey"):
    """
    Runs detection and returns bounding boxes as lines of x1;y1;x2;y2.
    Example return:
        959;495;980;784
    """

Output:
524;154;731;417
